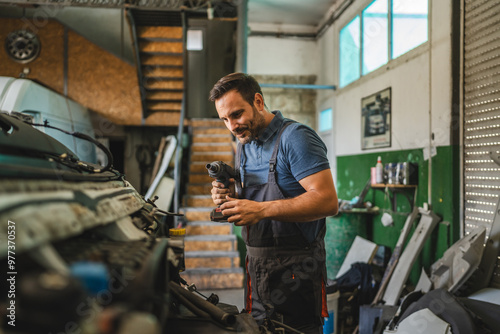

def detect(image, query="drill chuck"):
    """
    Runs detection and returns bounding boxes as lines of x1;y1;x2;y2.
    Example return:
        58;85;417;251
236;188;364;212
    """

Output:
206;161;235;189
206;161;236;222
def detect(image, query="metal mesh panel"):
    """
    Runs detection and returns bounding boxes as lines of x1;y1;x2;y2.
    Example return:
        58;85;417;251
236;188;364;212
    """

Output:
463;0;500;237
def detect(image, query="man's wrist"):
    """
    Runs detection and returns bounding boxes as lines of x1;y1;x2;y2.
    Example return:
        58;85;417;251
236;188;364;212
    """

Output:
259;200;273;221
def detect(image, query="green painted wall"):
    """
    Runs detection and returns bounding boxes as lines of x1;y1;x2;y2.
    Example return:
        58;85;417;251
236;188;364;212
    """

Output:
327;145;460;283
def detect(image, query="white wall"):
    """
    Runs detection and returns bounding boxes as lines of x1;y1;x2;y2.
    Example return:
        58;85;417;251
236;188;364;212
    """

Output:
334;50;431;155
247;23;319;75
316;0;453;157
317;26;336;111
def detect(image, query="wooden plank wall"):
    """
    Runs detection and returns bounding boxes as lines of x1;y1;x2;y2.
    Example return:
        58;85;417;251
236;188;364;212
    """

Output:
67;30;142;125
0;19;64;93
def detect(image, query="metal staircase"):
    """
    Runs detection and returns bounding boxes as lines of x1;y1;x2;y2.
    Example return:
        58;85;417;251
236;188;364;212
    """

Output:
128;10;185;124
181;118;244;290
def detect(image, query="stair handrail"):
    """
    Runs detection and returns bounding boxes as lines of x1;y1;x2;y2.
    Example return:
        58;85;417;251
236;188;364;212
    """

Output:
125;9;148;124
173;10;188;220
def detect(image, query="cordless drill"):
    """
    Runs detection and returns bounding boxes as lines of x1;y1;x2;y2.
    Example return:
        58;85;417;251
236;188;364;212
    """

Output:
206;161;235;222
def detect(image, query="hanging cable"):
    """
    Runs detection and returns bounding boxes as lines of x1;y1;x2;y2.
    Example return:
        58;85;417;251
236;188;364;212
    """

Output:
26;120;114;173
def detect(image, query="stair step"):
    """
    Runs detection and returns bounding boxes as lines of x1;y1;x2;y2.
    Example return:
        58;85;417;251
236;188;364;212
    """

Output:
142;64;183;69
188;173;214;184
181;267;244;290
186;183;212;195
146;109;181;115
182;206;214;212
185;234;237;252
193;128;230;135
190;162;233;173
189;162;211;173
144;76;183;81
143;111;184;126
185;195;214;207
185;250;239;258
146;99;183;103
192;134;234;144
144;80;183;90
147;101;182;110
139;41;183;53
186;257;240;270
186;220;232;235
137;26;183;39
140;51;183;57
146;91;183;100
191;142;233;153
191;152;233;162
139;37;183;43
190;118;227;128
146;88;183;93
143;67;183;78
141;54;183;66
182;206;212;221
185;251;240;269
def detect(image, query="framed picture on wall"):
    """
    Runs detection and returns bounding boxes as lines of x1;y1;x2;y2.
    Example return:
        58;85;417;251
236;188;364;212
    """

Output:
361;87;391;150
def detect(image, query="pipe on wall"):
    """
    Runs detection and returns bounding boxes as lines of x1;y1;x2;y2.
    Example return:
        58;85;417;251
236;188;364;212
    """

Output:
260;83;336;90
236;0;248;73
173;10;189;218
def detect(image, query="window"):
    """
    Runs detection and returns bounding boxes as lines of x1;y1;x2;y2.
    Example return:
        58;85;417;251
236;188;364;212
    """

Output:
187;30;203;51
392;0;428;58
362;0;388;75
339;0;428;87
339;16;360;87
319;108;333;132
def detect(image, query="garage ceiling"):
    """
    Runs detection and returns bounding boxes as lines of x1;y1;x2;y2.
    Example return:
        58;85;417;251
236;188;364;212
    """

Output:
0;0;341;63
248;0;339;26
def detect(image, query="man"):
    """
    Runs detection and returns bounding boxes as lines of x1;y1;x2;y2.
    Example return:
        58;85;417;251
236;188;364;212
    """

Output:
209;72;338;334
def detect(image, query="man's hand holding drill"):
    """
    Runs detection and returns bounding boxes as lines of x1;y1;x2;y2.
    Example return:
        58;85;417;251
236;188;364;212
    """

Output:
207;161;240;222
211;180;263;225
208;166;263;226
207;160;283;226
210;178;236;205
217;196;265;226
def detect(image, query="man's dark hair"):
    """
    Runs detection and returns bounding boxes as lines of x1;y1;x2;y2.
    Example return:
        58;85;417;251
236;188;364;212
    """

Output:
209;72;264;106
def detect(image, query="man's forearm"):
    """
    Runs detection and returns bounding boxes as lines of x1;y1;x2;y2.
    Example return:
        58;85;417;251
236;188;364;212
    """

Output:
261;190;338;222
261;169;338;222
221;169;338;226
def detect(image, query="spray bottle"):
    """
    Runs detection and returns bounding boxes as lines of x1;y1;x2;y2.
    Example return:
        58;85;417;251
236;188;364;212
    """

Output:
376;156;384;184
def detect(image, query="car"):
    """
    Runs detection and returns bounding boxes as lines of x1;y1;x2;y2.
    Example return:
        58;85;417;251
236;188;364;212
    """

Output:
0;76;96;163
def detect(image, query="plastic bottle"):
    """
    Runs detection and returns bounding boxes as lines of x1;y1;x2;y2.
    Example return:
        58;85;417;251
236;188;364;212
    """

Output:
375;156;384;184
169;228;186;271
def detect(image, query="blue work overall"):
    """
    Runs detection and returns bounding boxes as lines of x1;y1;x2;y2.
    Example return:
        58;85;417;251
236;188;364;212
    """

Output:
235;122;328;332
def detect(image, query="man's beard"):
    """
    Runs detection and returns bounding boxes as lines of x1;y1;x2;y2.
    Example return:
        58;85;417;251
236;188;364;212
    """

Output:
233;107;266;145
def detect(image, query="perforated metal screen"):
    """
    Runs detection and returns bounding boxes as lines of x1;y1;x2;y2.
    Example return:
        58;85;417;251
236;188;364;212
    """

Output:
463;0;500;237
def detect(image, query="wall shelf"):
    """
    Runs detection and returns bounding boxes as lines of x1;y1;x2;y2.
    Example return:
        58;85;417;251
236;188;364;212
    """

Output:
339;207;380;215
371;184;417;211
371;184;417;189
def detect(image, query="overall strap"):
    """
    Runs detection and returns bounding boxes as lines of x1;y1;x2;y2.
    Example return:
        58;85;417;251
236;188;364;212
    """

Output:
269;121;295;173
235;142;243;196
236;141;242;173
